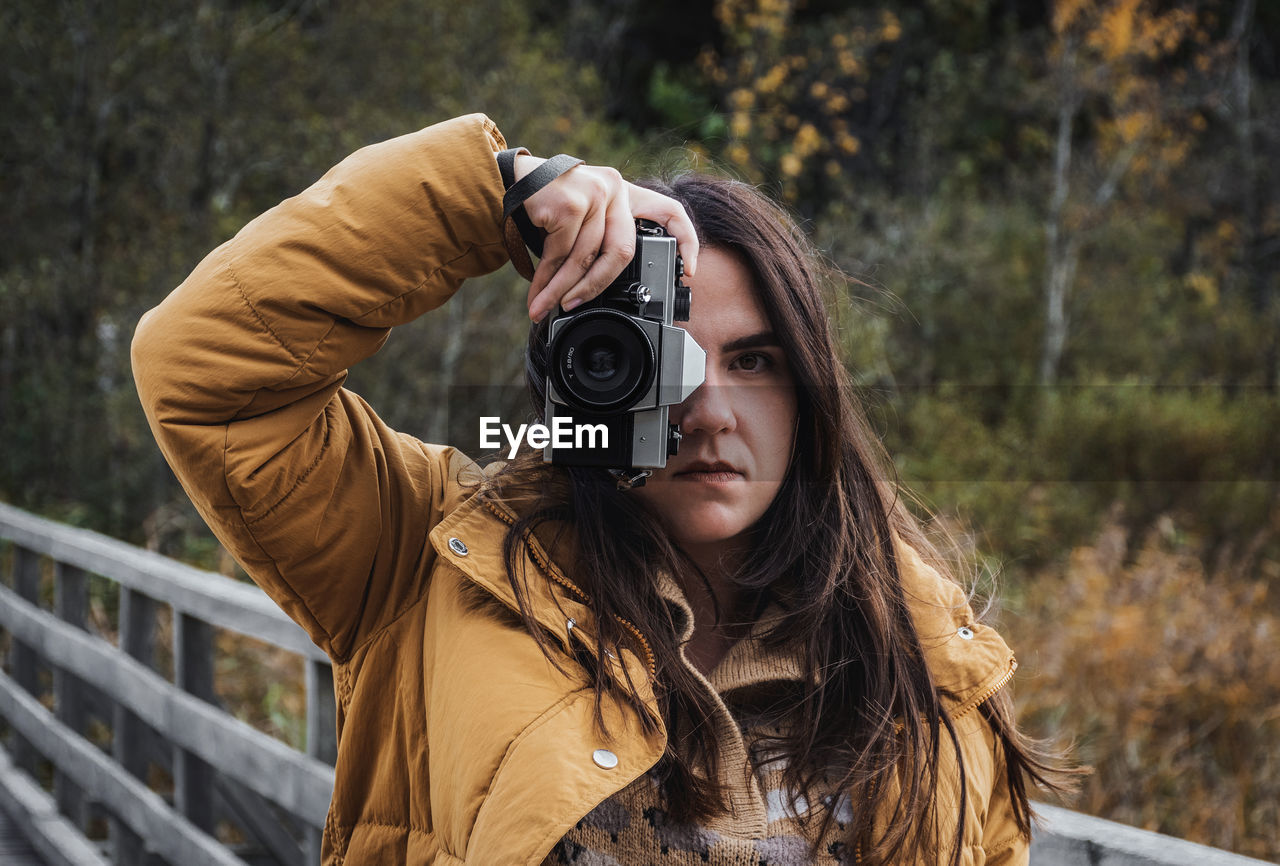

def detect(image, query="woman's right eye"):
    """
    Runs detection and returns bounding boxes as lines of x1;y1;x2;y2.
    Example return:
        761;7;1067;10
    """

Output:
731;351;772;372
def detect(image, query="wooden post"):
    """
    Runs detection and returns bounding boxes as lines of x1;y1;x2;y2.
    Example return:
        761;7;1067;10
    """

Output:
112;585;155;865
10;546;41;775
305;658;336;865
305;659;337;766
53;561;89;830
173;611;216;834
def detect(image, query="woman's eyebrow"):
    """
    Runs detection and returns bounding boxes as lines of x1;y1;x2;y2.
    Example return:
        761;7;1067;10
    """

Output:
721;331;780;352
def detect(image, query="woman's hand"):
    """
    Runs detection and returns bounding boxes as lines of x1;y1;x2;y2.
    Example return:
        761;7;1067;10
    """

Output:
511;154;699;322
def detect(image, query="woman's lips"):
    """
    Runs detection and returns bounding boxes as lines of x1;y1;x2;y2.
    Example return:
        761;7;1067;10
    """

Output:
674;463;743;482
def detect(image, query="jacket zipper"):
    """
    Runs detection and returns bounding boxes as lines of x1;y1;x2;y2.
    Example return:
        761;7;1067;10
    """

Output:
951;656;1018;720
481;499;658;679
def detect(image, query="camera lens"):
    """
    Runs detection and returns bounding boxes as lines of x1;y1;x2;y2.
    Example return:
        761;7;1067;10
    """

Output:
550;309;655;412
580;338;622;382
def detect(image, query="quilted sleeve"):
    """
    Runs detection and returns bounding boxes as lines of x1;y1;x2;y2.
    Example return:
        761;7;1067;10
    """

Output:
132;114;511;661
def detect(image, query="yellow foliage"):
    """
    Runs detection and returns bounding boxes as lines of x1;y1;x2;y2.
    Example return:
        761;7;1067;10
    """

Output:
726;142;751;167
793;122;822;157
1158;136;1189;169
1090;0;1141;60
719;0;793;39
1115;109;1151;143
1064;0;1195;63
1012;520;1280;858
755;62;789;94
838;50;862;76
1052;0;1092;35
880;10;902;43
1185;271;1218;306
780;152;803;177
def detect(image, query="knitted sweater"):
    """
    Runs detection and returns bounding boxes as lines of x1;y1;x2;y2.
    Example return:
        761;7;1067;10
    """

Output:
544;574;855;866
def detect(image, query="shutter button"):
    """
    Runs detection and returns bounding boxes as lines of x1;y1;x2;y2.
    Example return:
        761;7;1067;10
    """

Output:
957;626;975;640
448;537;468;556
592;749;618;769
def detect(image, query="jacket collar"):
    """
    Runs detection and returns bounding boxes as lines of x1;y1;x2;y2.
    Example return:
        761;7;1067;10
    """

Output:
429;491;585;649
895;539;1018;717
429;491;657;695
430;491;1015;717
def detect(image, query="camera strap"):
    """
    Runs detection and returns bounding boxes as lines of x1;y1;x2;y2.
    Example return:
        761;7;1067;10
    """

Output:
497;148;584;281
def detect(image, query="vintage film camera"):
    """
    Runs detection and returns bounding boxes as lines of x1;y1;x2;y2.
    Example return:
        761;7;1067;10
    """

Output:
543;221;705;485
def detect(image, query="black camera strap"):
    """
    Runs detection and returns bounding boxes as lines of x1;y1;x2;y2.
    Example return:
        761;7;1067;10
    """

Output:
497;148;584;281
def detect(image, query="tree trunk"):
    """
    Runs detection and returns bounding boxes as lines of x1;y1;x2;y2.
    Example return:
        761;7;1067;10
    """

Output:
1040;92;1076;386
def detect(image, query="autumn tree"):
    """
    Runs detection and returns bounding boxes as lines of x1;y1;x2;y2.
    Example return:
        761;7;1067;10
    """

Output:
1035;0;1231;384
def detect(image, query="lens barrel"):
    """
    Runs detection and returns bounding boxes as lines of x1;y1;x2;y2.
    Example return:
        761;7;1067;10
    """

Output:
549;309;656;412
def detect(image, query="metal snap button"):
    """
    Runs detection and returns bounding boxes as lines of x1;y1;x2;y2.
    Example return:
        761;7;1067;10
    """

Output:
957;626;975;640
592;749;618;769
448;537;468;556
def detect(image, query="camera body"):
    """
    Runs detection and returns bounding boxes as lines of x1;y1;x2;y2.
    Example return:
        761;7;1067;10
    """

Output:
543;221;705;476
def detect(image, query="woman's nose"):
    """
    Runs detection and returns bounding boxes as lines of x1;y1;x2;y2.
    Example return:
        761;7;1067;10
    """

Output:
671;369;736;435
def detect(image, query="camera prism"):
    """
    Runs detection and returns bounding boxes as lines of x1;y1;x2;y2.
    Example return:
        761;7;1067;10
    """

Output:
543;221;705;477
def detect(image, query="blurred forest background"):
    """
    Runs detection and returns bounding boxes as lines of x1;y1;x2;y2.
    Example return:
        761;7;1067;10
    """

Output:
2;0;1278;858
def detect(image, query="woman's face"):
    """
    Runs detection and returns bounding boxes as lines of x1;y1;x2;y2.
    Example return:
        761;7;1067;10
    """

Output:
630;247;799;566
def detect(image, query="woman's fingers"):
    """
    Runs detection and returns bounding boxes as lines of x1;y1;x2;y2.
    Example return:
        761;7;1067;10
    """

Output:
528;197;607;320
558;184;636;312
524;165;624;320
513;157;699;320
525;193;588;318
630;186;700;279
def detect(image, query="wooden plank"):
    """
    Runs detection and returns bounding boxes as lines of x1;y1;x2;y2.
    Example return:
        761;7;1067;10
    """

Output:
53;562;89;828
0;741;110;866
175;613;215;702
113;586;156;858
10;546;42;775
304;825;324;866
54;561;88;629
1031;801;1278;866
0;503;324;661
0;669;247;866
0;585;334;822
305;659;337;766
174;612;216;834
110;820;147;866
214;775;304;866
119;586;156;666
115;587;157;777
0;803;45;866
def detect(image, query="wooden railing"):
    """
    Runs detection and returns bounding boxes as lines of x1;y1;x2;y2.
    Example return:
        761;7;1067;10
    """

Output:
0;502;334;866
1;502;1274;866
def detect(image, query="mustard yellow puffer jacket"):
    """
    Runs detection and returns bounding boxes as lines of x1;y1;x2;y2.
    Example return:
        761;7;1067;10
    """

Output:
132;114;1027;865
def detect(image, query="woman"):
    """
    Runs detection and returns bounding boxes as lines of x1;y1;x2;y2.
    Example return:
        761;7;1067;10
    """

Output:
133;113;1064;865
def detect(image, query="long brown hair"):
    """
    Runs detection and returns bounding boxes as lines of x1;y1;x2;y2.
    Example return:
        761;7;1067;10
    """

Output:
484;173;1071;863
